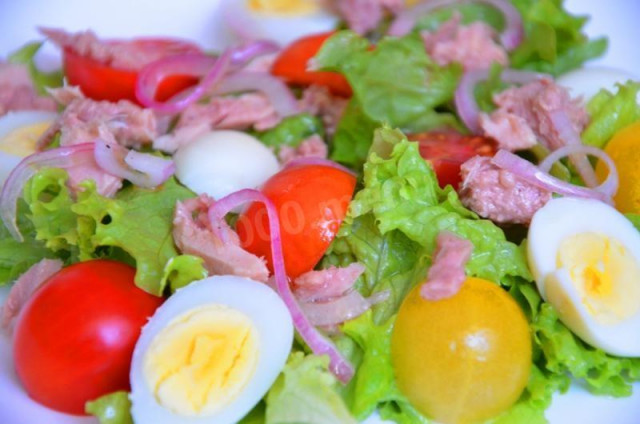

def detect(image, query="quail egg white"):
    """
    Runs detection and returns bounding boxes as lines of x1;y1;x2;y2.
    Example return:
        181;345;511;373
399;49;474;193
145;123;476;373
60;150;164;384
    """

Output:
129;275;293;424
528;197;640;357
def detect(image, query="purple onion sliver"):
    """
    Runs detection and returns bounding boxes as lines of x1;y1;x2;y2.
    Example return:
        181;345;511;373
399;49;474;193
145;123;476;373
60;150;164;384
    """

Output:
284;157;358;177
454;69;489;134
210;188;355;383
136;51;232;114
492;150;610;203
538;145;619;199
0;143;95;241
94;134;174;188
230;40;281;65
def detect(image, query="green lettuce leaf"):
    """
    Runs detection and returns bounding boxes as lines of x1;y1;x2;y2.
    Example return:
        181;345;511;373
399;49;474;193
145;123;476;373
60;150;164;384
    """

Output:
509;0;607;75
23;168;80;255
582;81;640;148
160;254;208;292
71;178;195;295
0;199;59;285
20;169;196;295
265;352;356;424
8;41;64;95
255;114;325;154
315;31;461;167
85;391;133;424
533;302;640;396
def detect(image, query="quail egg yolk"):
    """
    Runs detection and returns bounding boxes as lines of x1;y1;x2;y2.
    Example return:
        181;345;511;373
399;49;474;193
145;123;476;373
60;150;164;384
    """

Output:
555;232;640;324
248;0;318;15
142;304;259;417
0;122;50;156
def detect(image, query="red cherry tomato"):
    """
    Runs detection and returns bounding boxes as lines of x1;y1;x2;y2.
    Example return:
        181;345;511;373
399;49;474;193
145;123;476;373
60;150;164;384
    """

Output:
63;39;200;103
237;164;356;279
13;260;163;415
408;132;497;189
271;32;353;97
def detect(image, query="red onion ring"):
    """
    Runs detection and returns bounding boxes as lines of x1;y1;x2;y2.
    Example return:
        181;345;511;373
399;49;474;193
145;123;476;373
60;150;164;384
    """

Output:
538;144;618;199
0;143;95;241
212;71;299;117
454;69;550;134
302;290;390;327
547;109;599;188
388;0;524;50
284;157;358;177
206;188;355;383
136;51;231;114
492;150;612;204
94;130;175;188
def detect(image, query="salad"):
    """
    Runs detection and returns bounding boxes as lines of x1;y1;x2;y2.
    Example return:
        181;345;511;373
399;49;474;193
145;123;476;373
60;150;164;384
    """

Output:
1;0;640;423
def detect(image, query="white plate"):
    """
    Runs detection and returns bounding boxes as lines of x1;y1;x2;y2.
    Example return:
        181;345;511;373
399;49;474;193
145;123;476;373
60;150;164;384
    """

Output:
0;1;639;423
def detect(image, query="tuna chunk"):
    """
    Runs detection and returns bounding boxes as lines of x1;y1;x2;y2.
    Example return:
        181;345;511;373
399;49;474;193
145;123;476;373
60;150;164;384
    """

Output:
481;79;589;151
420;232;473;301
459;155;552;224
421;14;508;71
172;196;269;282
278;134;328;165
298;85;348;135
39;89;158;149
40;27;196;71
0;63;57;116
293;263;365;302
331;0;403;35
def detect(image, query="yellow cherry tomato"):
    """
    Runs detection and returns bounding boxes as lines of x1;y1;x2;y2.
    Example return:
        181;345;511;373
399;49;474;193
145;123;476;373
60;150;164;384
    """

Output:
391;277;531;424
596;121;640;214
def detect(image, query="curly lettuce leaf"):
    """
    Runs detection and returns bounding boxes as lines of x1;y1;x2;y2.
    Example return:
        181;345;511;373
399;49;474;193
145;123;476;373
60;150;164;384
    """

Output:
20;169;196;295
8;41;64;95
265;352;356;424
582;81;640;148
23;168;80;254
85;391;133;424
0;199;59;285
314;31;461;167
160;254;208;293
509;0;607;75
71;178;194;295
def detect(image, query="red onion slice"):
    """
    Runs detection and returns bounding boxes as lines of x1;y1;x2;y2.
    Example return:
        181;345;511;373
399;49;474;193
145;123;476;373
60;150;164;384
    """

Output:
94;130;175;188
302;290;390;327
388;0;524;50
455;69;550;134
492;150;611;203
230;40;280;65
547;109;599;188
207;188;355;383
212;71;299;117
0;143;95;241
538;144;618;199
136;41;280;114
284;157;358;178
136;52;231;114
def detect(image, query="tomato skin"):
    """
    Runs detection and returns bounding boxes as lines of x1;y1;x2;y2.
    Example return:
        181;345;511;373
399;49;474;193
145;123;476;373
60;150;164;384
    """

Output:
63;39;199;103
271;32;352;97
237;165;356;279
408;132;497;189
13;260;163;415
